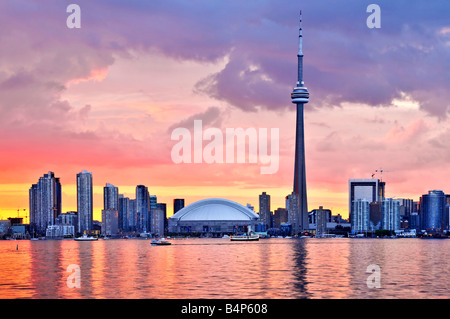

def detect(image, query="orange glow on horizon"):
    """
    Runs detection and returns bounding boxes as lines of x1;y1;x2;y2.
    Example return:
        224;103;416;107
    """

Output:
0;182;350;222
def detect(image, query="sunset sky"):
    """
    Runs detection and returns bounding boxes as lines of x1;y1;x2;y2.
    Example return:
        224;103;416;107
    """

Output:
1;1;450;221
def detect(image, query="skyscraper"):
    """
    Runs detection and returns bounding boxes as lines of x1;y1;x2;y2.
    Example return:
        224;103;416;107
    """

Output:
291;11;309;233
419;190;447;234
119;194;130;232
136;185;150;232
349;178;385;227
128;199;137;232
150;208;165;236
259;192;271;230
173;199;185;215
352;199;370;233
382;198;400;231
104;183;119;233
77;170;93;234
29;171;62;235
104;183;119;211
150;195;157;210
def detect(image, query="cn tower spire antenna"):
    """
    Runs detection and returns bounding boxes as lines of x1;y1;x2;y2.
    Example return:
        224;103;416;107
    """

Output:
298;10;304;85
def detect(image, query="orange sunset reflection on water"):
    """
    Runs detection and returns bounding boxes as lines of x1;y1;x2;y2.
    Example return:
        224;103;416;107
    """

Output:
0;238;448;299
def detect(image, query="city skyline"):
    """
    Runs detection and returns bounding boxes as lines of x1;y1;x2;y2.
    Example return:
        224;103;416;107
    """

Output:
19;168;450;238
1;1;450;221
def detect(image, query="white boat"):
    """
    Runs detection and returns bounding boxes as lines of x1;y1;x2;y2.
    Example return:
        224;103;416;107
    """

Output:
230;234;259;241
151;238;171;246
74;234;98;241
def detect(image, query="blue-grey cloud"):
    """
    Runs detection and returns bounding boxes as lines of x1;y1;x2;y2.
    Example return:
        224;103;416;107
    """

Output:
1;0;449;117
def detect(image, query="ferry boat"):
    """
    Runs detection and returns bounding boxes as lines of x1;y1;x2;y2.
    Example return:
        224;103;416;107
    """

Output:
151;238;172;246
230;234;259;241
74;234;98;241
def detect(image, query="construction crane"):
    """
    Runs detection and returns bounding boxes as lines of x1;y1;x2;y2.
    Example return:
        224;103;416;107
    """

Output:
17;208;26;218
375;168;392;182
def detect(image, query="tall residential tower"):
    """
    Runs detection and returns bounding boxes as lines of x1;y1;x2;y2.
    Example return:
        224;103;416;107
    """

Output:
290;11;310;234
29;171;62;235
77;170;93;234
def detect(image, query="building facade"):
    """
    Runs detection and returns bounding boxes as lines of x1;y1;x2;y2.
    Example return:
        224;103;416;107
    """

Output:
150;208;165;236
29;171;62;235
315;206;329;237
104;183;119;211
77;170;93;234
419;190;447;233
273;208;288;229
286;192;308;235
128;199;137;232
173;199;185;215
119;195;129;232
351;199;370;233
136;185;150;232
349;178;385;227
382;198;400;231
102;208;119;236
259;192;271;230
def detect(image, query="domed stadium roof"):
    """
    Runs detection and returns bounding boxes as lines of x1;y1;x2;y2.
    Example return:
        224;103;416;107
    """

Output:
169;198;259;221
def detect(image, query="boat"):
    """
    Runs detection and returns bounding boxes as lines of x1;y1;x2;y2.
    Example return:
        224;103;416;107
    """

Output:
230;234;259;241
74;234;98;241
151;238;172;245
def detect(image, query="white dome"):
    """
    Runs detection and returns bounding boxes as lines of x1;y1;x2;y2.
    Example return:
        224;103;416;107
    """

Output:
170;198;259;221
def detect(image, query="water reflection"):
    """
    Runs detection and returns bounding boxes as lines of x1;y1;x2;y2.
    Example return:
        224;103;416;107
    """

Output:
0;238;448;299
291;239;309;298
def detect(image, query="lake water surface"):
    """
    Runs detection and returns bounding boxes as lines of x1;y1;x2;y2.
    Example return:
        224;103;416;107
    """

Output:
0;238;448;299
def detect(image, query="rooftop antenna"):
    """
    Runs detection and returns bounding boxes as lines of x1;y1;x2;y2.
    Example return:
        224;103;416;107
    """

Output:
297;10;304;86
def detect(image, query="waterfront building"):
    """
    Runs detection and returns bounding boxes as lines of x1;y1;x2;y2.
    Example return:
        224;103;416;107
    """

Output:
56;211;78;230
168;198;259;236
286;192;298;234
119;195;129;232
312;206;330;237
382;198;400;231
104;183;119;210
29;171;62;235
291;11;309;233
150;195;157;210
309;207;332;224
351;199;370;233
77;170;93;234
128;199;137;232
156;203;167;233
349;178;385;227
102;208;119;236
369;202;382;231
173;198;185;215
46;225;75;238
410;211;420;231
259;192;271;230
398;198;414;218
419;190;448;233
136;185;150;232
273;208;288;229
150;208;165;236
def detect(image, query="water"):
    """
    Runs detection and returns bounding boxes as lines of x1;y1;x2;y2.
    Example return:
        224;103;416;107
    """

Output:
0;238;448;299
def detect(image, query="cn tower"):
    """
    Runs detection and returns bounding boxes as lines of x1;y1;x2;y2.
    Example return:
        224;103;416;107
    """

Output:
291;11;309;232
